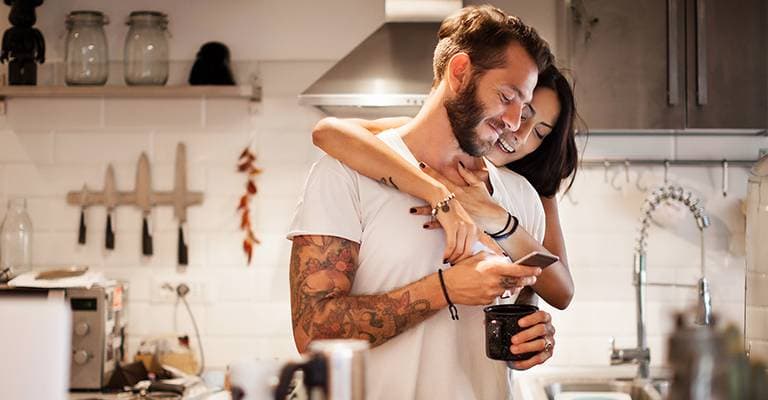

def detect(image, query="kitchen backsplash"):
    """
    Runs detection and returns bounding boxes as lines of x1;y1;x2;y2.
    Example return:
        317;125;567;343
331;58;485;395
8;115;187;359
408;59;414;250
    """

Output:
0;60;764;370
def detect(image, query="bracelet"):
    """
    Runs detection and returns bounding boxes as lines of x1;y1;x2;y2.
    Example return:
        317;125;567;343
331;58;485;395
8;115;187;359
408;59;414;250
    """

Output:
431;192;456;217
486;212;512;237
438;268;459;321
486;212;519;240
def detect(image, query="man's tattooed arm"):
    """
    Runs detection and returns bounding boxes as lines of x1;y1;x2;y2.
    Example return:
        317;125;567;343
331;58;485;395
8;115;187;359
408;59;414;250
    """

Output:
289;235;445;352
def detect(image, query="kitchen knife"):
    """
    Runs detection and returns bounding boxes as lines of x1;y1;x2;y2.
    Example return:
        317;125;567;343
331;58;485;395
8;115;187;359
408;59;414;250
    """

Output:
77;184;88;245
173;143;189;265
104;165;117;250
136;153;153;256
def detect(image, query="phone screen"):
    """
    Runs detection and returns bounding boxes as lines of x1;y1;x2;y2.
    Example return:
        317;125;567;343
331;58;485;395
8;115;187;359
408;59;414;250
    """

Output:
516;251;559;268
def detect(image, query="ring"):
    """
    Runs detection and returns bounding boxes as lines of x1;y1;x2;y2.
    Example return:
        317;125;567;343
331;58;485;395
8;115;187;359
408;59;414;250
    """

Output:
543;338;553;353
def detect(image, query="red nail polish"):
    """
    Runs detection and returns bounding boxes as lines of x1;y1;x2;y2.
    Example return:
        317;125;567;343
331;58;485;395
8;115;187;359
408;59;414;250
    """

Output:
419;162;426;169
409;208;416;214
458;161;465;168
423;223;429;229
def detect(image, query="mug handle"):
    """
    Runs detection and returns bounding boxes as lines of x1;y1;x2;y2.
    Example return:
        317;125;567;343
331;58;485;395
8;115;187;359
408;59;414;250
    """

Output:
274;361;305;400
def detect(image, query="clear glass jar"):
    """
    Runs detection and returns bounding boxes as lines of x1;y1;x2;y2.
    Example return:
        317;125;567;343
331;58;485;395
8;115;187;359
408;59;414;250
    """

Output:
124;11;169;86
0;198;33;281
65;11;110;86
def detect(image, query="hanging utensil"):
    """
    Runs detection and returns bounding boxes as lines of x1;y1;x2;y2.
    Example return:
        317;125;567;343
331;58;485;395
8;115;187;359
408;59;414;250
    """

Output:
77;184;88;245
104;165;117;250
173;143;189;265
136;153;153;256
721;159;728;198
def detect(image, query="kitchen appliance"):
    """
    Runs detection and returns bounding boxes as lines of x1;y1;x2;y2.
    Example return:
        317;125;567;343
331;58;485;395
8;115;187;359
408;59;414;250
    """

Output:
274;339;368;400
298;0;461;117
68;283;128;390
0;298;71;400
0;282;129;390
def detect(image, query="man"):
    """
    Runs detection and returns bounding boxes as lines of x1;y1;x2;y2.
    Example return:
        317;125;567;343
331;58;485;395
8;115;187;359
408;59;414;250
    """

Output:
288;5;553;399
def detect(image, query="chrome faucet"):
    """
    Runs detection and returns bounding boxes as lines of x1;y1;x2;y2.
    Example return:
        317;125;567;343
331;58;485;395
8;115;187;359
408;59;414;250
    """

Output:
610;185;712;379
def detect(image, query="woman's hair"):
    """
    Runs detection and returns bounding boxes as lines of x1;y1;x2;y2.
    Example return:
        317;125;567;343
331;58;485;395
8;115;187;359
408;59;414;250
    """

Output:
504;65;581;197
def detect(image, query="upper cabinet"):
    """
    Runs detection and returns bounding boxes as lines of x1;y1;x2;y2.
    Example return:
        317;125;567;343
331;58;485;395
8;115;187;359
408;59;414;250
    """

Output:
567;0;767;132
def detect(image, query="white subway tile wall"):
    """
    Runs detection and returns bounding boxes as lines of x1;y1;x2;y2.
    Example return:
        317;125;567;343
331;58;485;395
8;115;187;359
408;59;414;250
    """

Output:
0;60;761;371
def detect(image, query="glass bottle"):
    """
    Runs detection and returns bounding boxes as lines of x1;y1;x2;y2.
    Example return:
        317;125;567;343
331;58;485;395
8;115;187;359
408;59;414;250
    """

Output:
0;198;33;281
124;11;169;86
65;10;109;86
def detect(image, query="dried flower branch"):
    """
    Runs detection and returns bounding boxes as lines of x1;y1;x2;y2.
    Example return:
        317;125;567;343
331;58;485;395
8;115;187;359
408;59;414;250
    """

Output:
237;146;262;264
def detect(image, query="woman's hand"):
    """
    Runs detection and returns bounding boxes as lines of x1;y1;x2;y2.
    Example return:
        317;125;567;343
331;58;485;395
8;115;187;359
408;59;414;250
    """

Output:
419;162;509;234
508;310;556;370
415;189;482;264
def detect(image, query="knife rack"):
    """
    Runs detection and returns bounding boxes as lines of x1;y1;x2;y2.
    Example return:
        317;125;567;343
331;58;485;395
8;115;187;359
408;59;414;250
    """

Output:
65;142;203;265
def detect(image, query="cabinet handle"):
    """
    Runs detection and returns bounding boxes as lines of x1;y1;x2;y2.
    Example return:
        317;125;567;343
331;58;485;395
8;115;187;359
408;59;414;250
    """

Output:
695;0;708;105
667;0;680;106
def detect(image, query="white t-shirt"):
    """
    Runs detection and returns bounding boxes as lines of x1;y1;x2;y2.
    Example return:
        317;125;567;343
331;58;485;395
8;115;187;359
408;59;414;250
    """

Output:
287;129;545;400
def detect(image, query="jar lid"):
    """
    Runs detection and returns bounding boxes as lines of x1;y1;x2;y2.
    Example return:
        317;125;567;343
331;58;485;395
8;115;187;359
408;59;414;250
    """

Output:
66;10;109;25
125;10;168;26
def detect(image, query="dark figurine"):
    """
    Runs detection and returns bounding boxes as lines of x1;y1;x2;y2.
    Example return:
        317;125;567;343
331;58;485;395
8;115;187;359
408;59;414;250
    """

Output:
0;0;45;85
188;41;235;85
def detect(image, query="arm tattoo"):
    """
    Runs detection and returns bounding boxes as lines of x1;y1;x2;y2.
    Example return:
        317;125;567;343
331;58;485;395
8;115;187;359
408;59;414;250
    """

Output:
378;176;400;191
290;235;435;350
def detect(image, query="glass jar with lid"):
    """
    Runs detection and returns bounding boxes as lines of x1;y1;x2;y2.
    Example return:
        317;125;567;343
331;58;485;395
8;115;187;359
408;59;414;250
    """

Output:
124;11;169;85
64;10;109;86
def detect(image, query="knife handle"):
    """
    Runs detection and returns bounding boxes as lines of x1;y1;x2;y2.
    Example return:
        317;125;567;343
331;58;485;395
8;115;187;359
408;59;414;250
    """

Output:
178;225;188;265
78;209;87;245
142;217;153;256
105;213;115;250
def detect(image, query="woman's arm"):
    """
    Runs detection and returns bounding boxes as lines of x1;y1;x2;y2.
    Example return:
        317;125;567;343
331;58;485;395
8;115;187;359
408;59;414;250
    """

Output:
418;163;574;309
312;117;481;263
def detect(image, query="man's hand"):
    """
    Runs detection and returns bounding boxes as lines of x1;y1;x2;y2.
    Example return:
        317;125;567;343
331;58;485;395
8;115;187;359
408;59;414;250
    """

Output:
508;310;556;370
443;253;541;305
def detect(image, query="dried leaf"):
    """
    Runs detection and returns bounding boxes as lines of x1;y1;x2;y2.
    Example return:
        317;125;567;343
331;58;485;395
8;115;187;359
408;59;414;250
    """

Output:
248;166;263;176
247;180;257;194
237;195;248;210
239;148;250;159
243;240;253;264
237;161;251;172
240;210;250;229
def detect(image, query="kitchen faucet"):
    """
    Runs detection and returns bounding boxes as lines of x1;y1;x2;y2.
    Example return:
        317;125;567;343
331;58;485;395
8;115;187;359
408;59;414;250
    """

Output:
610;185;712;380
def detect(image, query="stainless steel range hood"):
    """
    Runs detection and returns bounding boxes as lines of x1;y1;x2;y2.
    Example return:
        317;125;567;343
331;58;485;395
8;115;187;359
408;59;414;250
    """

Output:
298;1;461;117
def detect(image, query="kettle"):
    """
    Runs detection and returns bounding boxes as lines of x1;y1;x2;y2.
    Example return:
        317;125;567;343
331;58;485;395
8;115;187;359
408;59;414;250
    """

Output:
274;339;368;400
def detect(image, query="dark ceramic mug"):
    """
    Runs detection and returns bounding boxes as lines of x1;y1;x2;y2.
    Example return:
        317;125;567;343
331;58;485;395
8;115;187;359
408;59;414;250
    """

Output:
484;304;538;361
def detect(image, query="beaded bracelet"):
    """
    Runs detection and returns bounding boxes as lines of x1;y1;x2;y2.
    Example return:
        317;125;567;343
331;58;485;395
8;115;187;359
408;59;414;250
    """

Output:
431;192;456;217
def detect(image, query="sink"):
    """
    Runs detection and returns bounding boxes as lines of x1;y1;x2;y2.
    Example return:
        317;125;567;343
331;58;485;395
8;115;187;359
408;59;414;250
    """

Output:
543;378;670;400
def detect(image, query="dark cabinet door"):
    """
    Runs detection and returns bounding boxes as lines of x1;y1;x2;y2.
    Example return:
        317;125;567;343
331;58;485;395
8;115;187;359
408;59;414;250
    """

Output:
568;0;685;130
685;0;768;129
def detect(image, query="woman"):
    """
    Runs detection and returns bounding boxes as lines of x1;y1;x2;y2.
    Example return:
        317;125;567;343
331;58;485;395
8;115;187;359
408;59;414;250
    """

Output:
312;65;579;368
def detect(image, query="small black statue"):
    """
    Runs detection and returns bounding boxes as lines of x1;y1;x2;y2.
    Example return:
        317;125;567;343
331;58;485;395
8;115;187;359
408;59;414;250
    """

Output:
188;42;235;85
0;0;45;85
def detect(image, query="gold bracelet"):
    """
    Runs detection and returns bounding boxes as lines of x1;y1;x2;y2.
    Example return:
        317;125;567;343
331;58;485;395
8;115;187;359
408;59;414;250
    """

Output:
431;192;456;217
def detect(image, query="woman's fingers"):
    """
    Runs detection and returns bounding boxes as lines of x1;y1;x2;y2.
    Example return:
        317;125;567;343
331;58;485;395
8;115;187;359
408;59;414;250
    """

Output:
509;347;553;370
409;205;432;216
419;162;458;191
457;161;484;186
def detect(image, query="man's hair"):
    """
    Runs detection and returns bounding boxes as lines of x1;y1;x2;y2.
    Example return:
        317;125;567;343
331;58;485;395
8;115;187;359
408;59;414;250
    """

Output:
432;5;553;87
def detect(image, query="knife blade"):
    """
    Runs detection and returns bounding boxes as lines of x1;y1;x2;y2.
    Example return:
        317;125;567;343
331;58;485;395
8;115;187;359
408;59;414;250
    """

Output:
104;165;117;250
77;184;88;245
173;143;189;265
136;153;153;256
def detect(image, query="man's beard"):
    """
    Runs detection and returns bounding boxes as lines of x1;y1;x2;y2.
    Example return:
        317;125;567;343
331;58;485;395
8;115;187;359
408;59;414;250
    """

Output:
444;75;493;157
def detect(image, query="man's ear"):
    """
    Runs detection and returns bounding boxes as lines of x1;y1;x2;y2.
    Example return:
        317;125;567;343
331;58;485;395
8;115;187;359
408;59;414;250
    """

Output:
446;53;472;94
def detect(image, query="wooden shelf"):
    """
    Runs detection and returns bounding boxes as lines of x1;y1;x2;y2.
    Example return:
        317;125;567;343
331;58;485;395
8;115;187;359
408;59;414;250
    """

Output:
0;84;260;100
0;84;261;114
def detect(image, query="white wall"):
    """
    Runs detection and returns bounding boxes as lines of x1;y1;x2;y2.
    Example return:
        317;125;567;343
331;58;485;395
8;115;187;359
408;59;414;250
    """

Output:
0;0;764;372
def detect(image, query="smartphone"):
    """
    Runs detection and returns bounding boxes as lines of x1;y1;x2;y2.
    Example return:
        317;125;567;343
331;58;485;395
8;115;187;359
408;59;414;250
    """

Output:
514;251;559;268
